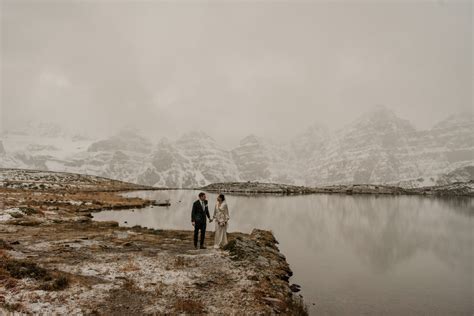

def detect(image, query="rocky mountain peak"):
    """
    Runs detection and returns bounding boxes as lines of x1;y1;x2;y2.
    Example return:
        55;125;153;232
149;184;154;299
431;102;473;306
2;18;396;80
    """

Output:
348;105;415;135
239;134;265;147
178;130;215;143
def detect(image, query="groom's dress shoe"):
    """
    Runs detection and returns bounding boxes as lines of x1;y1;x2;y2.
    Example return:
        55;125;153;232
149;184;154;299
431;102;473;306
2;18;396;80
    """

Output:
200;245;207;249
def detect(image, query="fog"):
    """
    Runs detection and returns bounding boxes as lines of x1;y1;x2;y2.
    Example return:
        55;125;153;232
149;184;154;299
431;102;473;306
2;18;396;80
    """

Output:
1;0;472;146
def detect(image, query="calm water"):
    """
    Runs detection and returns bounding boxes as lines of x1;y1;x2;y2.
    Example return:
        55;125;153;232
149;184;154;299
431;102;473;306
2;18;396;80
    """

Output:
93;190;473;315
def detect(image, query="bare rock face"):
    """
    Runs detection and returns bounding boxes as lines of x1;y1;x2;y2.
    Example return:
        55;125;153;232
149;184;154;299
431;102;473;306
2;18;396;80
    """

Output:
232;135;299;184
232;135;272;181
148;133;241;187
1;108;472;188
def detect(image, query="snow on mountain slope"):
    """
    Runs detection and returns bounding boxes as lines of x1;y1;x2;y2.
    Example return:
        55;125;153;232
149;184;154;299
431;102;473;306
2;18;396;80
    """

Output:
145;132;241;187
87;128;152;154
1;121;93;162
47;150;149;184
290;123;329;160
305;106;421;186
302;107;473;187
0;108;472;188
391;112;474;187
232;135;301;184
0;124;92;171
175;132;240;184
232;135;272;181
0;140;29;169
43;129;152;184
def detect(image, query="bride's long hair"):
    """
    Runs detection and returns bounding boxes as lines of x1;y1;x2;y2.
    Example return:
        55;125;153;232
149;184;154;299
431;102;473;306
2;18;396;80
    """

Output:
218;194;225;203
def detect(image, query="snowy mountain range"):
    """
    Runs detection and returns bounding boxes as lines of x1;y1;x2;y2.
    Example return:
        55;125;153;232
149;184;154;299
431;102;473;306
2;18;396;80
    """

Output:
1;106;473;188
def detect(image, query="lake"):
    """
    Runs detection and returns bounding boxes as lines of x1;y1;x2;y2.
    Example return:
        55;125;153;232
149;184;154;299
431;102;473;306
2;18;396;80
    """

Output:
93;190;473;315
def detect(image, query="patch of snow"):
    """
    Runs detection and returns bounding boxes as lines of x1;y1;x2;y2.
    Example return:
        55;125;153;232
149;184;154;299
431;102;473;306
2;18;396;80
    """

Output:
0;214;13;222
68;200;83;206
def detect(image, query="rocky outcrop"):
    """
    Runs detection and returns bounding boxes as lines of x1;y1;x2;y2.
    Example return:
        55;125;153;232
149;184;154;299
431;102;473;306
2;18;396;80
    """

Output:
202;182;317;194
223;229;306;314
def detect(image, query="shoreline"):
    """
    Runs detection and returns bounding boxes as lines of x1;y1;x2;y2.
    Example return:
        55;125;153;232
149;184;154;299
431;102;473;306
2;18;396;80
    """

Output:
0;169;307;315
200;181;474;197
3;168;471;196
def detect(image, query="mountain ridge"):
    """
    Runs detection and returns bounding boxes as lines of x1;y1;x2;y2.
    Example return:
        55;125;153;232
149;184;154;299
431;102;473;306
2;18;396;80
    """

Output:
1;107;472;188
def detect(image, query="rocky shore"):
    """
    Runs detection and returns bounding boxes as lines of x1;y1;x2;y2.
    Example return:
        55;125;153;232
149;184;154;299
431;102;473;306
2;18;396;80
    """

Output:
201;182;321;195
202;181;474;196
0;169;306;314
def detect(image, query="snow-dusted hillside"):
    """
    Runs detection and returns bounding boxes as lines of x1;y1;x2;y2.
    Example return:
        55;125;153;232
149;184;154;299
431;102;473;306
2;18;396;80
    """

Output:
232;135;301;185
305;106;418;185
142;132;241;187
1;107;472;187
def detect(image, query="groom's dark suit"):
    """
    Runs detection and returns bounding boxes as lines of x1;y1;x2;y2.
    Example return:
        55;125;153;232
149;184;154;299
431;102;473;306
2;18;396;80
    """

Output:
191;199;211;248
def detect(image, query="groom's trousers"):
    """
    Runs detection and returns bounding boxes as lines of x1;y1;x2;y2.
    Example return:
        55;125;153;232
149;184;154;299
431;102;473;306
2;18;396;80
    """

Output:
194;222;206;247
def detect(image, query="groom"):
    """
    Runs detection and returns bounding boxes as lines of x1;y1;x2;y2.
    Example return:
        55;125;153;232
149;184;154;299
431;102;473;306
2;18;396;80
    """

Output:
191;192;212;249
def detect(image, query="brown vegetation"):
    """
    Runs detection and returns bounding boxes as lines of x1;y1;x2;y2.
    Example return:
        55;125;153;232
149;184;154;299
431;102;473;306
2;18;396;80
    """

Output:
0;169;306;314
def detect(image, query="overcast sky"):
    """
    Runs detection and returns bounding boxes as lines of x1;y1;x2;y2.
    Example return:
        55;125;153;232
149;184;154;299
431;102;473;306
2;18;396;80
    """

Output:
1;0;472;146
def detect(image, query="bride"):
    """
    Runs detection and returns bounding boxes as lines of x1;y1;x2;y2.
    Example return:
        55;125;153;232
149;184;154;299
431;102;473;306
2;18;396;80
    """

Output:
212;194;230;248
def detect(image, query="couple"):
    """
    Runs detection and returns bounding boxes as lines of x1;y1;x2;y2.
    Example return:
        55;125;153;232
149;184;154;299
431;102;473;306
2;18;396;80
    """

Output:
191;192;229;249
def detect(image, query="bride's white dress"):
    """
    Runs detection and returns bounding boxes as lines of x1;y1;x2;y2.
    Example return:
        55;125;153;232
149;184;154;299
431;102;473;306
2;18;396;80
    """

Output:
213;201;230;248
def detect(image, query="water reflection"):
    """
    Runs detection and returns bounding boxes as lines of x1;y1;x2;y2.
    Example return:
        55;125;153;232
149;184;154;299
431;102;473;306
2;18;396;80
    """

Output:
94;191;473;315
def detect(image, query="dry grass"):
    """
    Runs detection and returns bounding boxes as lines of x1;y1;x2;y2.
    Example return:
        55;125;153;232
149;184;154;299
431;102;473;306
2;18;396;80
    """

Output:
173;298;205;314
0;254;70;292
0;240;13;250
0;188;152;216
165;256;196;270
39;275;69;291
1;302;25;313
0;262;18;289
173;256;187;268
122;279;139;291
120;259;140;272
